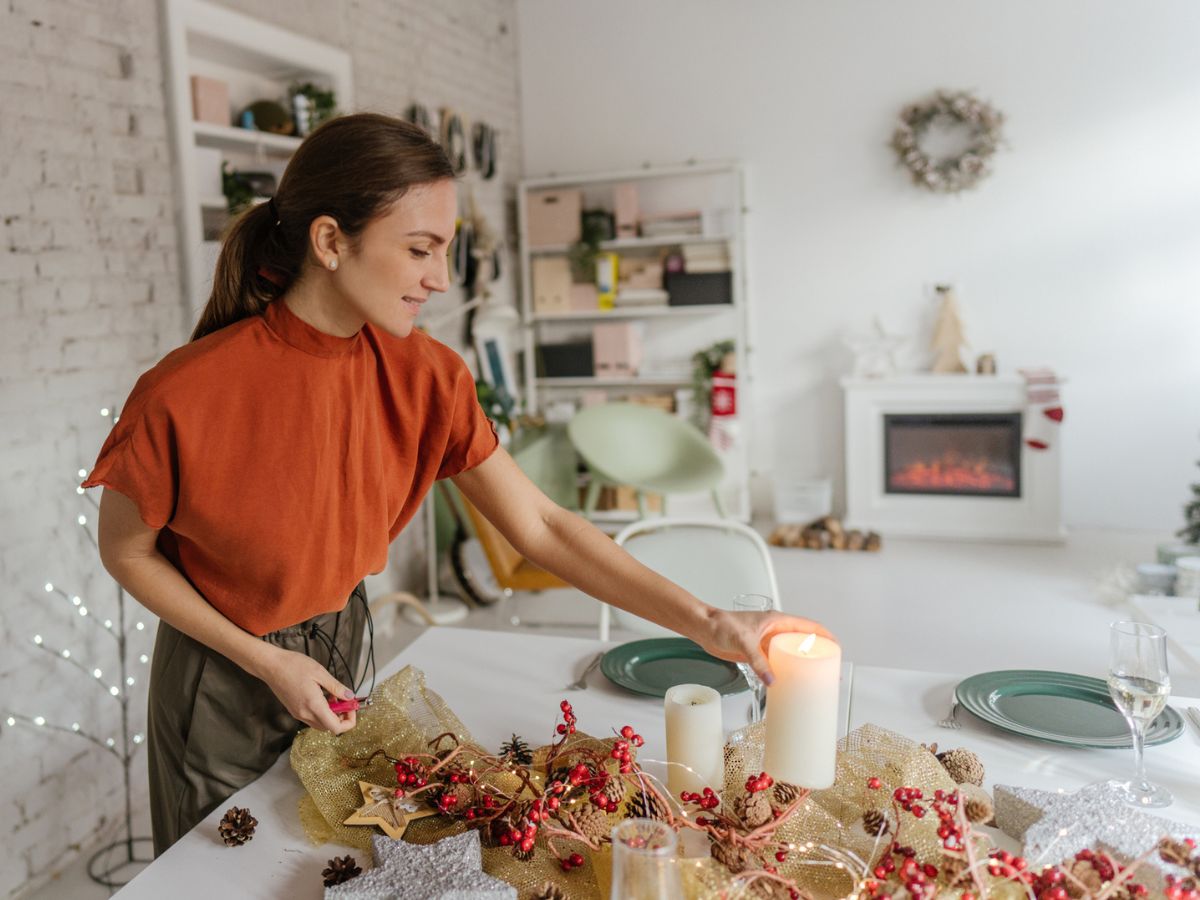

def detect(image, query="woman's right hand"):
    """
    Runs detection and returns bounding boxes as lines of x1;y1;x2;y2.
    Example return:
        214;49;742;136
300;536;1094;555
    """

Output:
255;645;357;734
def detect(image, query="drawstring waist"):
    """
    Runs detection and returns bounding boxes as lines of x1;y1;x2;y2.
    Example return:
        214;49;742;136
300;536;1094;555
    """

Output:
265;585;377;697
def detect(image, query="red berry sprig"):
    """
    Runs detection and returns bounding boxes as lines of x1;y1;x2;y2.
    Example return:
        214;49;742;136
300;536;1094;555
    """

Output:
680;786;720;810
559;851;585;872
745;772;774;794
393;756;428;792
555;700;577;736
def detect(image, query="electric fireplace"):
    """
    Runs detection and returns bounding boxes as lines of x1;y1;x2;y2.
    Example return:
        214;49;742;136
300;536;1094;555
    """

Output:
884;413;1021;498
842;375;1064;542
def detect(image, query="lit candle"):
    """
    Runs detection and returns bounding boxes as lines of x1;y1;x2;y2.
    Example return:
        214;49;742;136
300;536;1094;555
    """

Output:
664;684;725;798
763;632;840;788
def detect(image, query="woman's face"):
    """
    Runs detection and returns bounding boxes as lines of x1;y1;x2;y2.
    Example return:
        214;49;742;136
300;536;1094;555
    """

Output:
335;179;457;338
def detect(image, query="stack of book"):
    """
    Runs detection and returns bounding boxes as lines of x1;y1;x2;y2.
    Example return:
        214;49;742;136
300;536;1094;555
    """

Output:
682;242;731;273
639;210;704;238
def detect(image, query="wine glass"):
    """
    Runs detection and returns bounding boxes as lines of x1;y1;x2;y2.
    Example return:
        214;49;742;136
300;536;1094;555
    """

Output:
732;593;773;724
1107;620;1172;808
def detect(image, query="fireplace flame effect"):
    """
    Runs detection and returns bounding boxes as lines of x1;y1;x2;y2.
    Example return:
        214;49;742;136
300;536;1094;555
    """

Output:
889;452;1015;493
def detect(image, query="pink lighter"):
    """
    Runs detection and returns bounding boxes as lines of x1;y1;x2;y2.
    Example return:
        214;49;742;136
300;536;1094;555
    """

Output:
328;696;372;715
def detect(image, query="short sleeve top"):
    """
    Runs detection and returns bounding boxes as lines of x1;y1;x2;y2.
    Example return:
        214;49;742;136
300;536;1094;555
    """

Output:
82;299;499;635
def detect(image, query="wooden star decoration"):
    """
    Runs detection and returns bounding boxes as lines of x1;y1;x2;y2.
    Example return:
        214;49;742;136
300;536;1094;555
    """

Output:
343;781;438;840
324;831;516;899
843;316;907;378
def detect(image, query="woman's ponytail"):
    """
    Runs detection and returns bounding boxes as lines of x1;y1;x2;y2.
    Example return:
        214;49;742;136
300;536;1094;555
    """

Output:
190;198;286;341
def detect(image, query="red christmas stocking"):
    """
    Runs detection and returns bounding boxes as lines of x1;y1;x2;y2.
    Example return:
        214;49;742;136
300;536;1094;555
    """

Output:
1019;368;1063;451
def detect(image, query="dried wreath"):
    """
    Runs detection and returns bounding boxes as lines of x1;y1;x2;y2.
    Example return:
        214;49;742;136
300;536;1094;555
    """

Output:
891;90;1004;193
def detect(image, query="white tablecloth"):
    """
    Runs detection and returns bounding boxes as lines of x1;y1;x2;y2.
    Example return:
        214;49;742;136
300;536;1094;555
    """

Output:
115;629;1199;898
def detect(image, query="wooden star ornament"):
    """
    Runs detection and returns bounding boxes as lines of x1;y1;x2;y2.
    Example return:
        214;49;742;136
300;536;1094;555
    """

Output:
343;781;438;839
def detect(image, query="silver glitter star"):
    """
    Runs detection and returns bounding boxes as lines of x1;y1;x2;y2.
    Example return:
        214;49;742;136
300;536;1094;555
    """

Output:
324;830;516;900
994;782;1200;874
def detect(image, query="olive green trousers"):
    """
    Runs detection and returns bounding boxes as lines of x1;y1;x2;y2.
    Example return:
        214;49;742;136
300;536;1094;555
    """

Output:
147;583;366;855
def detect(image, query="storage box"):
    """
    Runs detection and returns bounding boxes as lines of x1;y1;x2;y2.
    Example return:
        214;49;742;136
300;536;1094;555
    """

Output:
190;75;230;126
665;271;733;306
614;182;639;237
593;322;643;377
532;257;572;314
525;189;582;247
536;340;594;378
570;283;599;311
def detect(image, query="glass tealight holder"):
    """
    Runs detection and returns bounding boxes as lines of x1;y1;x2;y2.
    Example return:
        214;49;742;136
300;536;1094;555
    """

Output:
610;818;684;900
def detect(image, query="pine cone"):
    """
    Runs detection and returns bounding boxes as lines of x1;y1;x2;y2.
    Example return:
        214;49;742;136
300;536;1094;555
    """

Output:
322;855;362;886
940;854;970;887
218;806;257;846
772;781;802;807
958;783;994;825
574;802;611;842
601;774;626;807
533;884;565;900
499;733;534;766
1066;859;1104;898
862;808;889;836
625;788;669;823
1160;837;1195;867
734;791;773;828
937;748;985;786
711;838;758;874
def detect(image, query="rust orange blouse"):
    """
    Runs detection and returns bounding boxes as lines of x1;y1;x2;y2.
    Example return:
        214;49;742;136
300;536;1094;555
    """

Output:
82;299;499;635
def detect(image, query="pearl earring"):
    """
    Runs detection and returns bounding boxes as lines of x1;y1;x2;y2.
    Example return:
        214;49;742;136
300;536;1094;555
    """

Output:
328;259;338;271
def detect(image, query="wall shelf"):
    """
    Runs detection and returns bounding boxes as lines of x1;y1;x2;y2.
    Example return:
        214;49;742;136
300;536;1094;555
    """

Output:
192;120;303;156
531;304;732;322
528;234;734;256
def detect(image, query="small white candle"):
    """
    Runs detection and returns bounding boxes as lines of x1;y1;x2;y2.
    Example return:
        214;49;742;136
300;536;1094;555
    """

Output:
763;632;840;788
664;683;725;799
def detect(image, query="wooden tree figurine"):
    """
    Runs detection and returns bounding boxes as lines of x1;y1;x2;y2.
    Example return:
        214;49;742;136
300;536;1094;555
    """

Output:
1180;456;1200;545
930;284;968;373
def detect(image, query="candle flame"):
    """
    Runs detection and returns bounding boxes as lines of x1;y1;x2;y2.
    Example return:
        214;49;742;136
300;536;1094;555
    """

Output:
798;633;817;654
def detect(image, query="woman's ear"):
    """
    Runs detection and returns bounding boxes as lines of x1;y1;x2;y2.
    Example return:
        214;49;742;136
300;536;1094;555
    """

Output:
308;215;342;265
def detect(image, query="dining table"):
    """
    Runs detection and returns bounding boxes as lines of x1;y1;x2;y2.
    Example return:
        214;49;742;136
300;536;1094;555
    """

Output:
113;627;1200;898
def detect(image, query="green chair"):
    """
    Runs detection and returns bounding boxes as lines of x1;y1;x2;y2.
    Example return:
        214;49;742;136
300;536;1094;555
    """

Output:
567;402;726;518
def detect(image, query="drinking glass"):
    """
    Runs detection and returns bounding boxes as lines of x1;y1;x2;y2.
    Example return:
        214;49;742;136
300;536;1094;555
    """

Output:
1107;620;1172;808
732;593;773;723
610;818;683;900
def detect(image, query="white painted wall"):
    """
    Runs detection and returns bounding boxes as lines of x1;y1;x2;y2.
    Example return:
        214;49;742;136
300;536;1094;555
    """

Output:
515;0;1200;532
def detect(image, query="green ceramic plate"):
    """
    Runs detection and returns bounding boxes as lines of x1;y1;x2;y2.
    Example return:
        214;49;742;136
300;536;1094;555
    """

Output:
601;638;748;697
955;670;1183;749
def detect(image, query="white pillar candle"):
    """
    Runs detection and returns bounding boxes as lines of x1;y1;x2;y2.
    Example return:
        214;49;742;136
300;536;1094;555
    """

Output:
763;633;841;788
664;683;725;799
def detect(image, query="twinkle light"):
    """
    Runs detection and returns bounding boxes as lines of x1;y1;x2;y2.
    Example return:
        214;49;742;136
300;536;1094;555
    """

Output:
44;583;53;593
139;654;148;664
125;677;134;687
76;487;85;495
78;468;87;478
100;408;110;416
135;622;145;631
72;596;81;606
71;723;80;732
104;620;112;629
34;716;45;726
109;686;120;697
61;649;70;659
77;515;87;526
93;668;102;678
105;737;115;747
132;733;144;744
78;607;88;617
5;717;14;727
33;635;42;645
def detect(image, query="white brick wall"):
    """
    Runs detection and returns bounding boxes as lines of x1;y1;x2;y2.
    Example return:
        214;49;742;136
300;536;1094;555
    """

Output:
0;0;521;895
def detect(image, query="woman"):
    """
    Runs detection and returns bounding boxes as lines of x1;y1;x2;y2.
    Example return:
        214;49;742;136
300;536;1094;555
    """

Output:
86;113;831;855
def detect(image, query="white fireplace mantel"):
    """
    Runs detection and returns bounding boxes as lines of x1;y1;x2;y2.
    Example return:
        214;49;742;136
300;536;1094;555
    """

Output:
841;374;1065;542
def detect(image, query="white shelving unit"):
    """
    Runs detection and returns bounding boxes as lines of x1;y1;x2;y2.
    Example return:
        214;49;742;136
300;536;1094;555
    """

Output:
161;0;354;325
517;162;751;521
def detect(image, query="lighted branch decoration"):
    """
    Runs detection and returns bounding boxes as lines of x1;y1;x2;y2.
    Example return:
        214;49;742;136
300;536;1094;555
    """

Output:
2;405;154;888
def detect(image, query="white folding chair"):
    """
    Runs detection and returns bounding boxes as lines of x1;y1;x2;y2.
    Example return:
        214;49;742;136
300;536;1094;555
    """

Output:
600;517;781;642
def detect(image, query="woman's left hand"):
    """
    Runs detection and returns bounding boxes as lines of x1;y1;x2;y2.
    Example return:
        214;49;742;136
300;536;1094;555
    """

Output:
695;610;836;687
